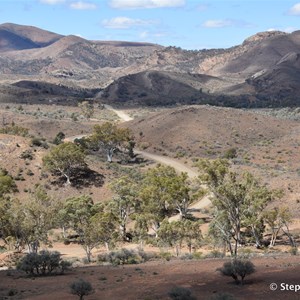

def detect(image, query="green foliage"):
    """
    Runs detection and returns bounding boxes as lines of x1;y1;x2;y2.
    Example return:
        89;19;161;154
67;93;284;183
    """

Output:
70;279;93;300
59;195;118;261
89;122;133;162
30;137;48;149
78;101;94;120
2;186;61;253
217;259;255;284
157;220;202;256
198;159;277;255
139;165;192;234
0;168;17;196
17;250;70;276
263;206;296;247
98;248;150;266
168;286;197;300
206;250;224;258
52;131;65;145
109;175;140;238
43;142;86;184
223;148;237;159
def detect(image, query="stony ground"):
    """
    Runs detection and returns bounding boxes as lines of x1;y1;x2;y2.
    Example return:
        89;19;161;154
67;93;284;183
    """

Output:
1;255;300;300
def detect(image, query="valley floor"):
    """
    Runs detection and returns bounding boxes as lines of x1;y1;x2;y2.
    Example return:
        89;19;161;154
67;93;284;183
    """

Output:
1;255;300;300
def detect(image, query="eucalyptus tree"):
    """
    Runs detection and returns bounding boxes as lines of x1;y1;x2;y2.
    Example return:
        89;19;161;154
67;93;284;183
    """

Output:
43;142;86;185
89;122;133;163
197;158;277;256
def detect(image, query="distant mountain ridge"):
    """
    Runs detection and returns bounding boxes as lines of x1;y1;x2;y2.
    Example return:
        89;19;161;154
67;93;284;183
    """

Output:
0;23;63;51
0;23;300;107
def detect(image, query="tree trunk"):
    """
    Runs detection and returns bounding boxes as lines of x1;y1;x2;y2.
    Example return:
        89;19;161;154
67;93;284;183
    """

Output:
269;228;280;247
178;209;183;221
227;241;234;256
107;149;114;163
282;226;297;248
251;226;262;248
233;238;238;257
61;226;67;239
139;240;144;251
105;242;110;252
85;246;92;262
120;224;126;240
64;173;71;185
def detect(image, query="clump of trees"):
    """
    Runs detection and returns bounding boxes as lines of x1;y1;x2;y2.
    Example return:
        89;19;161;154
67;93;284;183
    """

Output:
196;158;283;256
59;195;118;262
157;220;202;256
263;207;296;248
1;186;62;253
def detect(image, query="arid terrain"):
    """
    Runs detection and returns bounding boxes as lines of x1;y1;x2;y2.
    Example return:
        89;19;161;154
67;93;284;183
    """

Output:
1;22;300;300
1;23;300;107
1;255;300;300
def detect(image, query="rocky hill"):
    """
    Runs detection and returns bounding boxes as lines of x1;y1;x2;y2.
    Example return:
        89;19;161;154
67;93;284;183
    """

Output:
1;23;300;107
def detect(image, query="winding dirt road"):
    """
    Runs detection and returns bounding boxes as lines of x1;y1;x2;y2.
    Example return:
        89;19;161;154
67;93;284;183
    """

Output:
104;105;212;210
65;105;211;209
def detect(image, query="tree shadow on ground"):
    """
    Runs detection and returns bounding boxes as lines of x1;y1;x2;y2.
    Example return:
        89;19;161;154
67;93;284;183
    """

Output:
51;168;105;189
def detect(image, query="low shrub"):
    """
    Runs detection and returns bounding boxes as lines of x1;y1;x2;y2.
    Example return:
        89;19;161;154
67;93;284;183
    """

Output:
30;137;49;149
160;252;172;261
0;124;29;137
209;293;236;300
168;286;196;300
217;259;255;285
223;148;237;159
289;247;298;256
98;248;150;266
70;279;93;300
20;150;34;160
53;132;65;145
17;250;71;276
206;250;224;258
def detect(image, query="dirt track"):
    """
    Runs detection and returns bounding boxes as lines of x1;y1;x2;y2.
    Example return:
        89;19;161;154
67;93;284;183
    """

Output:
65;105;212;210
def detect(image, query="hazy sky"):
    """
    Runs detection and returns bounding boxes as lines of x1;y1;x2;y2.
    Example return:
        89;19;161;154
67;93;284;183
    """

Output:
1;0;300;49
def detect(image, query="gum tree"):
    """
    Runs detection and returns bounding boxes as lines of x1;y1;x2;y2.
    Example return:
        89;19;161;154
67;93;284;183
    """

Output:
43;142;86;185
197;159;276;256
89;122;133;163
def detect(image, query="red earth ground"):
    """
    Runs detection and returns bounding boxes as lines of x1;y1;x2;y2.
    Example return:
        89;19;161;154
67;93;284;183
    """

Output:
1;255;300;300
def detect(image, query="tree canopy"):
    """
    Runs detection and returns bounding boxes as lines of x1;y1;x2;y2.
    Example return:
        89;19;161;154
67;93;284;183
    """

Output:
89;122;133;162
197;158;277;256
43;142;86;185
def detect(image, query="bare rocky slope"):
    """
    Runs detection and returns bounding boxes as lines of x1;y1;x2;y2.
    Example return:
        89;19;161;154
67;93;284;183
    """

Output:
1;23;300;107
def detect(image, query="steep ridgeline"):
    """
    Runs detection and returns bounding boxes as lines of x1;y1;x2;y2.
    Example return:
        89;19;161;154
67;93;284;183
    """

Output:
1;23;300;107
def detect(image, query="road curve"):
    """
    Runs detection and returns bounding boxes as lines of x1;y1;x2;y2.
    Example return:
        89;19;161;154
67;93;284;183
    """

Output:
135;150;198;179
103;104;133;122
65;105;212;209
